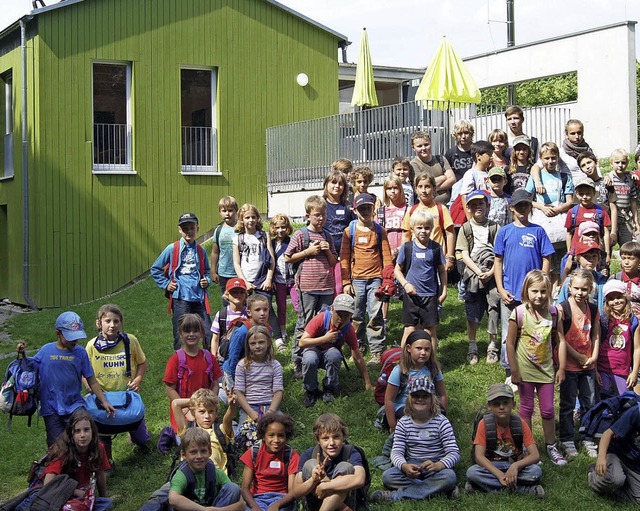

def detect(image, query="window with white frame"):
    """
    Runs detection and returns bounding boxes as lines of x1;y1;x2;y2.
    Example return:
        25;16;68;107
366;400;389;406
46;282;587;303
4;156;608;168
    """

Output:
181;68;218;173
92;62;132;172
1;71;13;179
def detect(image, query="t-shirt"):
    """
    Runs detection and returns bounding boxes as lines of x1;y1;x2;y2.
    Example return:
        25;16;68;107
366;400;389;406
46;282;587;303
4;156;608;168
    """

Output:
285;228;337;293
235;359;284;405
240;442;300;495
614;272;640;318
525;170;574;205
564;204;611;236
611;173;637;215
169;463;231;504
274;239;289;285
592;178;617;212
444;147;473;181
396;239;444;297
507;165;532;194
561;301;597;372
177;243;203;301
488;194;511;227
233;232;264;284
473;416;535;463
410;155;453;204
455;219;498;260
210;306;248;335
401;203;453;249
401;181;416;206
460;168;490;195
381;204;408;255
86;334;146;392
44;443;111;489
196;427;233;474
33;342;95;417
325;201;355;255
509;306;555;383
610;405;640;471
493;223;555;301
598;316;636;377
340;223;392;283
304;310;358;353
387;366;444;412
298;444;363;479
215;223;237;278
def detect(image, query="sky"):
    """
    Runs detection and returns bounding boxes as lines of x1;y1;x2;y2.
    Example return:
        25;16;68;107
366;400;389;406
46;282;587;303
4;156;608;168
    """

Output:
0;0;638;68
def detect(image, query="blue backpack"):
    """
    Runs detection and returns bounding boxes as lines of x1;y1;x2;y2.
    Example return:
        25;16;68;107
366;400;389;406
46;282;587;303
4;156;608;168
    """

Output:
0;354;39;429
579;391;640;441
85;390;146;435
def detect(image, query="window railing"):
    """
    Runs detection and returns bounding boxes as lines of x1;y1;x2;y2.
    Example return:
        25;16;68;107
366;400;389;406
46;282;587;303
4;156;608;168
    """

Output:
93;123;131;172
182;126;217;173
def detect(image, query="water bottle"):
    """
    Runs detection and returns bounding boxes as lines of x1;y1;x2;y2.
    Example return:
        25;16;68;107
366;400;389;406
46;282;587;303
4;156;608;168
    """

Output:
377;372;387;386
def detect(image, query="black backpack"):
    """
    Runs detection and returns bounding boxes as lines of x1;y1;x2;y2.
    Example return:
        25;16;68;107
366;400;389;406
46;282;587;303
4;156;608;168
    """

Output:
470;406;523;463
217;318;251;362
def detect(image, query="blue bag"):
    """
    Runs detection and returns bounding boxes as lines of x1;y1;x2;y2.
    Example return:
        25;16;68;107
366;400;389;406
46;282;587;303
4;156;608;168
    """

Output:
85;390;145;435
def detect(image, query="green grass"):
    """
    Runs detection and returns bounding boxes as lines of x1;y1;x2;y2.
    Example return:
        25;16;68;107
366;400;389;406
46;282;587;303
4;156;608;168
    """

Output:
0;277;637;510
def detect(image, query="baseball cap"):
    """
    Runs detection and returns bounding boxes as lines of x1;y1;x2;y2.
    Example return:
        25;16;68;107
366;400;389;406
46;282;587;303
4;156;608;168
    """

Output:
408;376;435;395
54;311;87;341
574;176;596;190
178;212;199;225
512;135;531;148
487;383;514;402
574;239;600;256
578;221;600;237
487;167;507;179
332;294;355;314
603;279;627;298
354;193;375;209
511;189;533;206
225;278;247;292
466;189;490;204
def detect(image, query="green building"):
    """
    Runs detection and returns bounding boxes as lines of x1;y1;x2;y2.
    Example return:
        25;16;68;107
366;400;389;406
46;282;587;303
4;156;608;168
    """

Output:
0;0;346;307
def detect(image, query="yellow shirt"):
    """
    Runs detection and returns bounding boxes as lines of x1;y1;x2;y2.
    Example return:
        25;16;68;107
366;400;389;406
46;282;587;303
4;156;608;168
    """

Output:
401;202;453;248
86;334;146;392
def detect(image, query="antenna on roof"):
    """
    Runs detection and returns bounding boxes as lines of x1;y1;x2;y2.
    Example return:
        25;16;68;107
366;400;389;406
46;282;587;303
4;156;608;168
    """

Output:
32;0;46;8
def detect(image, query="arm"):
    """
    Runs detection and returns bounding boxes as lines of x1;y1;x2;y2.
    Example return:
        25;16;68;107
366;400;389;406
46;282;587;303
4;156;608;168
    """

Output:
168;491;210;511
384;383;400;432
628;325;640;388
555;317;566;385
493;256;513;305
394;262;416;296
234;389;256;421
437;166;456;192
86;375;116;417
299;329;340;349
610;201;619;246
585;316;601;368
603;226;611;264
595;428;614;477
268;390;284;415
530;163;545;194
166;382;180;403
503;443;541;487
221;395;237;438
171;397;191;434
632;200;639;230
506;319;521;384
473;444;509;486
315;465;366;496
210;241;220;283
554;193;574;215
241;465;261;511
150;245;174;292
541;256;551;276
96;470;108;498
445;227;455;271
437;264;448;303
129;360;148;392
351;346;372;391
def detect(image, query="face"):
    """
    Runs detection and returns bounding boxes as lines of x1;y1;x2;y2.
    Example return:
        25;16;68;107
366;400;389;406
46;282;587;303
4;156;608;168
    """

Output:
526;281;548;308
415;180;434;204
511;202;531;223
607;291;627;316
407;338;432;366
489;175;506;194
193;405;216;429
317;430;344;459
249;300;270;325
356;204;374;222
248;333;270;360
566;123;584;144
331;310;352;330
393;163;410;180
97;311;122;341
412;137;432;162
57;332;79;351
456;129;473;148
491;138;506;154
612;158;629;175
219;207;237;225
579;157;598;178
513;143;530;163
227;287;247;307
386;184;402;204
72;419;93;452
274;220;289;240
354;177;369;194
621;254;640;275
410;391;432;413
413;221;433;244
506;113;524;134
307;208;326;230
466;198;487;221
577;249;600;270
178;222;199;244
569;276;591;304
263;421;287;454
242;211;258;232
488;398;514;421
326;179;344;200
180;327;202;349
540;151;558;172
184;443;211;473
575;186;595;207
476;152;492;170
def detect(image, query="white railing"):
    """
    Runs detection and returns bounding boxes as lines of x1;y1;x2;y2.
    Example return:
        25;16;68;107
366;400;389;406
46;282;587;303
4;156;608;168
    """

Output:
93;123;131;172
182;126;217;173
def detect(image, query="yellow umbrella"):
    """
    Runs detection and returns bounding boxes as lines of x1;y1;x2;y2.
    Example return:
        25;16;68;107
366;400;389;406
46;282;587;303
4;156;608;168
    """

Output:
351;28;378;107
415;37;481;104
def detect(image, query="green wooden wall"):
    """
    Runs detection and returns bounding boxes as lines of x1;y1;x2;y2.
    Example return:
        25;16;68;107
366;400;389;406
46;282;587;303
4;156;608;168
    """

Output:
0;0;340;307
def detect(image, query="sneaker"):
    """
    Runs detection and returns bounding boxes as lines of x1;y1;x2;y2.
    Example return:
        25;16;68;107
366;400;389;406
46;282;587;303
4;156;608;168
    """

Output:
583;440;598;458
450;486;460;499
521;485;545;499
274;338;287;353
304;390;318;408
293;361;302;380
370;490;393;503
322;389;335;403
561;440;578;458
464;482;475;494
467;351;478;365
505;376;518;394
547;443;568;466
368;352;382;366
486;349;499;364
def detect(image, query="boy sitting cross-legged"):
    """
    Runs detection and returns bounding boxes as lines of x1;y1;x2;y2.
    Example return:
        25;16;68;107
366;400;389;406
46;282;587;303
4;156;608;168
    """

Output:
466;383;544;499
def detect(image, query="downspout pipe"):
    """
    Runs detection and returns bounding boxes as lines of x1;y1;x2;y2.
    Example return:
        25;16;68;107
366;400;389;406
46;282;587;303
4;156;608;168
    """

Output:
20;18;37;310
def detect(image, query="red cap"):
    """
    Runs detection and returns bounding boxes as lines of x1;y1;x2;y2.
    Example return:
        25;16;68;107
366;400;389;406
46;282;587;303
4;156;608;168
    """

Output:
575;239;600;256
225;278;247;292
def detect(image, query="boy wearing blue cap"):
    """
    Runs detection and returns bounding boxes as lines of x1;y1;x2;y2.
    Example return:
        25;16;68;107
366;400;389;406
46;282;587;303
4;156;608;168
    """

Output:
17;311;116;446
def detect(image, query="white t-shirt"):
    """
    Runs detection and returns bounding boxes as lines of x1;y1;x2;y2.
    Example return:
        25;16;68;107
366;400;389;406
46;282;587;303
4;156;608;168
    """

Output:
233;232;263;284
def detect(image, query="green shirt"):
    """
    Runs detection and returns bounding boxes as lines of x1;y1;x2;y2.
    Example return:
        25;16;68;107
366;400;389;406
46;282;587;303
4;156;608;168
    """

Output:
170;465;230;504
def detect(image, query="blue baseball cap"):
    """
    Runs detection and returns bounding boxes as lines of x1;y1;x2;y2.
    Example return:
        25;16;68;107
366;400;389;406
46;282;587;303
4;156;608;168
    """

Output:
54;311;87;341
466;189;490;204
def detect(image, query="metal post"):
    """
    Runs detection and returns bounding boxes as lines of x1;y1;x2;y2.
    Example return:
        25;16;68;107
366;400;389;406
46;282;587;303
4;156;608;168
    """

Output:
506;0;516;105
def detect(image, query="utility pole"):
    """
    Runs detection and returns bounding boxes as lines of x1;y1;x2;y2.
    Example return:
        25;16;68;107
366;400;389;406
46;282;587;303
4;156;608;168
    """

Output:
507;0;516;105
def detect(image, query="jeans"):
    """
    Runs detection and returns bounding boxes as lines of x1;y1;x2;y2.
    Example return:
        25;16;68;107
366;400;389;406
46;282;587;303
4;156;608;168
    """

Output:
256;290;282;340
172;299;212;351
466;462;542;493
140;481;242;511
248;492;295;511
292;292;334;364
559;370;596;441
381;461;457;501
352;278;385;354
302;347;343;392
238;403;273;426
274;282;299;327
500;300;520;369
43;413;71;447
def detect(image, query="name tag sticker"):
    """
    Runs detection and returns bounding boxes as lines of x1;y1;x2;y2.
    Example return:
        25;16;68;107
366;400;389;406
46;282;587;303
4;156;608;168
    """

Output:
269;461;282;469
358;237;368;243
540;319;552;327
416;252;426;259
337;209;345;215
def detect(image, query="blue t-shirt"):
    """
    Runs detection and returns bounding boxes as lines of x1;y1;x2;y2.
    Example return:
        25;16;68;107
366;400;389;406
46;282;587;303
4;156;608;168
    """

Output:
325;201;355;255
216;223;237;278
525;170;574;205
298;445;363;479
33;342;94;416
610;405;640;471
222;323;249;379
396;240;444;297
387;366;444;412
494;223;555;301
557;270;607;315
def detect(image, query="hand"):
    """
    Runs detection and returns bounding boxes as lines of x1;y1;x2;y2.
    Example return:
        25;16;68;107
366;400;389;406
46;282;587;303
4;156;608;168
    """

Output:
445;259;454;272
596;454;608;476
541;205;556;217
421;460;444;473
260;278;273;292
555;368;565;385
211;272;219;283
199;277;209;289
249;410;260;421
401;463;422;479
510;370;522;386
478;271;493;283
503;464;518;487
314;482;333;500
404;283;417;296
325;330;340;344
438;290;447;304
364;380;372;391
127;377;142;392
246;282;257;293
311;452;329;484
499;290;514;305
319;240;330;251
626;372;638;389
308;240;322;256
103;401;117;418
583;356;596;368
16;341;26;354
611;232;618;247
603;174;613;186
535;183;546;195
166;281;178;292
343;284;355;296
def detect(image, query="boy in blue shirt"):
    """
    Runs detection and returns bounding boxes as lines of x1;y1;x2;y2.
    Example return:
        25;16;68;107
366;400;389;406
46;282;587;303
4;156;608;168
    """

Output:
211;196;239;303
151;212;212;350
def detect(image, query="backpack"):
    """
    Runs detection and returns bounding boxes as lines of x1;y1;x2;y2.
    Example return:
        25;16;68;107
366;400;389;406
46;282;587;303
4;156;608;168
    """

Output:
579;391;640;441
85;390;146;435
348;220;383;254
568;204;605;236
239;231;273;289
0;354;39;429
178;459;217;505
217;318;252;362
456;220;499;273
163;240;210;314
373;347;403;405
311;443;370;511
176;348;215;396
470;406;523;463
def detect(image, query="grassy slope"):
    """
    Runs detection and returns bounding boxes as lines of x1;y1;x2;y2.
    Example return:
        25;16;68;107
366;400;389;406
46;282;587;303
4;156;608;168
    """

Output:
0;275;636;510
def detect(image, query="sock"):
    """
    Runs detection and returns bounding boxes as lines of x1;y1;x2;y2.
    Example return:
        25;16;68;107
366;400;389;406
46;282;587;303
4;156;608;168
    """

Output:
488;340;497;351
468;341;477;353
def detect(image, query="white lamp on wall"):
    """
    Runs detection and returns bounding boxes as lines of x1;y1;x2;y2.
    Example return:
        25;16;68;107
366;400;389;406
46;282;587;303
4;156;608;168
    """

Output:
296;73;309;87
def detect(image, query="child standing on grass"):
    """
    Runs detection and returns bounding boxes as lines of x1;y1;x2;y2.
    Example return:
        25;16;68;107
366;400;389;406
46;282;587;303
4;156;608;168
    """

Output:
234;326;284;425
391;157;416;206
558;269;600;459
597;280;640;399
372;377;460;503
609;148;639;247
240;413;300;511
383;330;447;433
506;270;568;466
85;304;150;464
270;213;299;350
211;196;239;300
211;278;249;361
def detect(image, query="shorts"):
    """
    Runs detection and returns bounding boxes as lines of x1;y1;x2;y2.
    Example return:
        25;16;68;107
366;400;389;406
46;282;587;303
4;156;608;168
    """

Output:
402;294;438;328
550;242;567;276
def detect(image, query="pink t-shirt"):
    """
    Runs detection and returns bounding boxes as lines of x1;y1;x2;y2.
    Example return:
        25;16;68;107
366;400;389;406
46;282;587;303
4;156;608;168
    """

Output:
381;203;408;255
598;316;635;377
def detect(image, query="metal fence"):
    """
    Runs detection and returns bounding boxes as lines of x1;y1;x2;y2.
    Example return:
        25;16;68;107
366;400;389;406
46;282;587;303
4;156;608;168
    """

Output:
182;126;217;172
93;123;131;170
266;101;573;192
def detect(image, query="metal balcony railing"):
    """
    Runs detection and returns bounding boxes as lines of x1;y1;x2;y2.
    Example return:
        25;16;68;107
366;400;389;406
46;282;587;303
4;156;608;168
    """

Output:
182;126;217;173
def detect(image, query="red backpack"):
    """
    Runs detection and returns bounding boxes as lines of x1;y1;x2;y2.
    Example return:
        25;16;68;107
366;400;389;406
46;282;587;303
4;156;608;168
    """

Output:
373;347;403;405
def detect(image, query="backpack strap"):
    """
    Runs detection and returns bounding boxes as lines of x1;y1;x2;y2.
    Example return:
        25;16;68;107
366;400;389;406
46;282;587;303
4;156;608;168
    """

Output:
514;304;525;345
377;205;386;226
176;349;191;395
196;244;211;314
400;240;413;274
409;204;419;216
488;222;499;245
121;332;132;378
398;371;409;397
213;222;224;246
560;301;572;335
202;349;214;385
510;414;524;452
569;204;580;233
168;240;181;313
483;413;498;453
218;307;228;340
213;421;228;451
462;222;473;254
